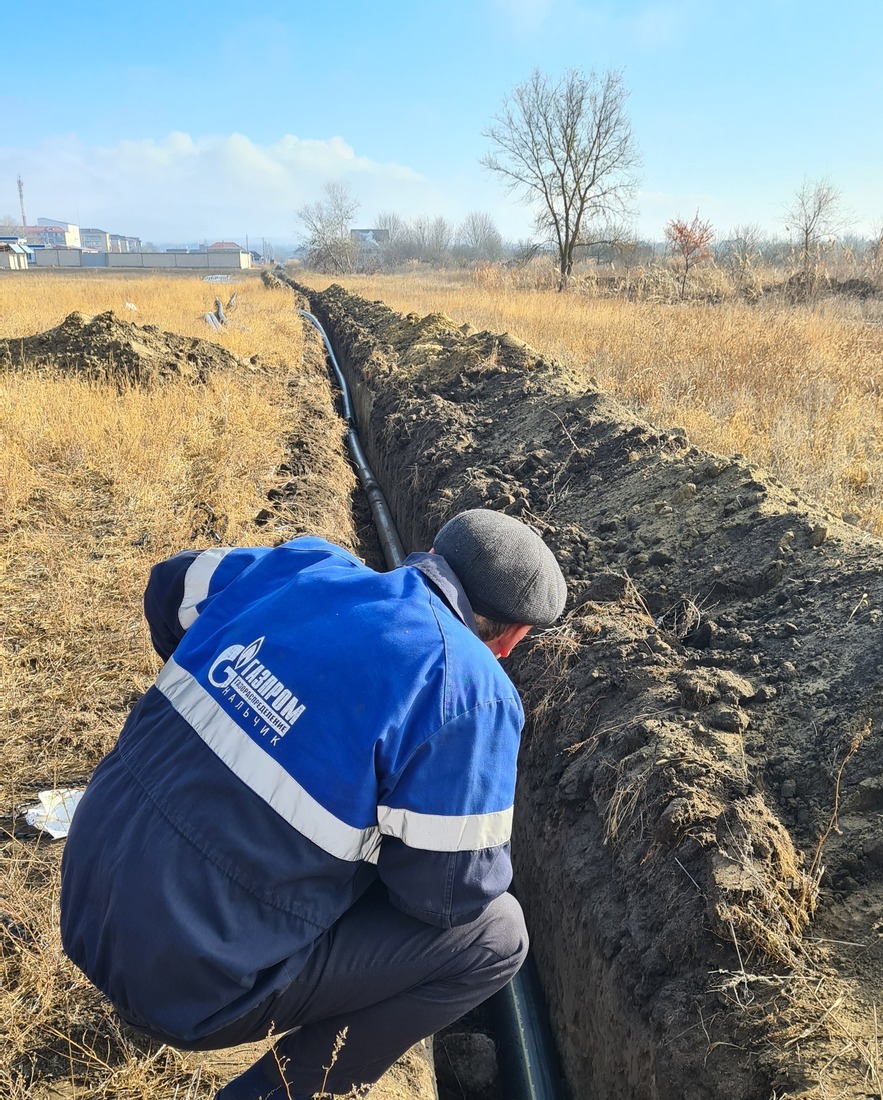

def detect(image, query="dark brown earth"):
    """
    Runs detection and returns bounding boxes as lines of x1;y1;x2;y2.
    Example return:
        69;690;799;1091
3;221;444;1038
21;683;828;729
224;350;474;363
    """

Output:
0;310;245;384
295;280;883;1100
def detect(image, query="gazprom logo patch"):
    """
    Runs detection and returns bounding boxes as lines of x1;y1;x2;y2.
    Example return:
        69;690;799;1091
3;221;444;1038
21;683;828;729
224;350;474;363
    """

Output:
207;637;306;744
235;637;263;670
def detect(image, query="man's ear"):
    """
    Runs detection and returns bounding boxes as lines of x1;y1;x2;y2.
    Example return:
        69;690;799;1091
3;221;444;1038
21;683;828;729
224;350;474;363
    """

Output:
486;623;531;659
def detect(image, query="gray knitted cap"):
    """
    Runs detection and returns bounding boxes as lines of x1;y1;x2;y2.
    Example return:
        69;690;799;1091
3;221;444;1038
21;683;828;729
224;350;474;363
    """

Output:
433;509;567;626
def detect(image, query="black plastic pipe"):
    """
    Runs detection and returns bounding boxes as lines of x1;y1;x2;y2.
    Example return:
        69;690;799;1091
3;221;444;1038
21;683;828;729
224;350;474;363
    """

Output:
300;309;405;570
298;301;565;1100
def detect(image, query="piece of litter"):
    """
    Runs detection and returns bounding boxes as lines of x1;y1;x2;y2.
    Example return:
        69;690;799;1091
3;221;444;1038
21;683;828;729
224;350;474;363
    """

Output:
125;301;138;311
23;789;85;839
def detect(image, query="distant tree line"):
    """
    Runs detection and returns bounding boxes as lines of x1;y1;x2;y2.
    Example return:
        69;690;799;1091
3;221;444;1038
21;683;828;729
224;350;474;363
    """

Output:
295;183;504;274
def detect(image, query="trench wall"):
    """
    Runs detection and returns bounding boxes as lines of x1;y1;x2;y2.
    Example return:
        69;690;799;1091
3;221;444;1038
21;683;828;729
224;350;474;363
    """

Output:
300;281;883;1100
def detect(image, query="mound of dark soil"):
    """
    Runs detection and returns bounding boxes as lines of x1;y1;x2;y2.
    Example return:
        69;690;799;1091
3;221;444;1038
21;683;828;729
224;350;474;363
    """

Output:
300;281;883;1100
784;272;881;302
0;311;243;383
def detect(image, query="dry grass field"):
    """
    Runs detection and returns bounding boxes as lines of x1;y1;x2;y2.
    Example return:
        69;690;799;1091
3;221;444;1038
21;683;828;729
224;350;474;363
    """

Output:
301;267;883;534
0;271;360;1098
2;265;882;1098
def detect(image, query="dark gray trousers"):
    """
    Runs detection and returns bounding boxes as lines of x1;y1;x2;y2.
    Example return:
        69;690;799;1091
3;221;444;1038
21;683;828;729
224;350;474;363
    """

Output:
163;883;528;1097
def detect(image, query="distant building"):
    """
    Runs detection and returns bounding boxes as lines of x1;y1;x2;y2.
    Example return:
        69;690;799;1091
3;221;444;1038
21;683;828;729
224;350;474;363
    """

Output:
81;227;112;251
109;234;142;253
0;240;30;270
209;241;243;251
20;224;68;247
38;218;80;248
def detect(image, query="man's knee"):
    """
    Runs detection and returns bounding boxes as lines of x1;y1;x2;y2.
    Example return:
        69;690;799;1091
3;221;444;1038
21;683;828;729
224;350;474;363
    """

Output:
473;891;529;977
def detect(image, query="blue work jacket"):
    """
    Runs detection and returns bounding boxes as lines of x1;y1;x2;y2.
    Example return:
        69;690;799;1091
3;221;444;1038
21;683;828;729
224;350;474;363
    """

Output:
60;537;523;1042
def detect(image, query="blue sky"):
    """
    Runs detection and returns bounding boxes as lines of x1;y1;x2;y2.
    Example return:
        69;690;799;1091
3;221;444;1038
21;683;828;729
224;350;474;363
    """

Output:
1;0;880;244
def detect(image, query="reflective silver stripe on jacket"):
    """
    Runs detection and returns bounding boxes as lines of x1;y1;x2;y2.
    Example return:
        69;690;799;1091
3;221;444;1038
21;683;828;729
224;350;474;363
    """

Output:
156;656;512;859
156;657;382;864
178;547;236;629
377;804;512;852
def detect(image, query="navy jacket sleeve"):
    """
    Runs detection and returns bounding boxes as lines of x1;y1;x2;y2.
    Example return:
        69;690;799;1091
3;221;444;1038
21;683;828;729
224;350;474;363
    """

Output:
375;697;521;929
143;550;202;661
143;546;272;661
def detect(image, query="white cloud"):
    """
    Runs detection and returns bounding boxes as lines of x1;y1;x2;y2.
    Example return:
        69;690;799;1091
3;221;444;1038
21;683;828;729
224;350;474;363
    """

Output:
0;131;439;243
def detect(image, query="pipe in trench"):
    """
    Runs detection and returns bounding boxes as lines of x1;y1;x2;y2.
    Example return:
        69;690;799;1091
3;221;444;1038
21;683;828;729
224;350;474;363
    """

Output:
300;309;405;570
299;307;565;1100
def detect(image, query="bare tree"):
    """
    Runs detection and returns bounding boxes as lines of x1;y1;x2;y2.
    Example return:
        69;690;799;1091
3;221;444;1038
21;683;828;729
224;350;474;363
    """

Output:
717;223;764;288
404;215;454;264
783;177;851;278
373;210;410;268
457;211;504;261
296;181;359;273
665;213;714;299
483;68;640;288
374;210;408;251
426;216;454;260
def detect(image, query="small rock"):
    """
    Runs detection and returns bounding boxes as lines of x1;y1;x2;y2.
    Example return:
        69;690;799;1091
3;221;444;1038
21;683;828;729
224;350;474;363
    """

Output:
671;482;698;504
715;671;756;703
700;459;728;479
781;779;797;799
809;524;828;547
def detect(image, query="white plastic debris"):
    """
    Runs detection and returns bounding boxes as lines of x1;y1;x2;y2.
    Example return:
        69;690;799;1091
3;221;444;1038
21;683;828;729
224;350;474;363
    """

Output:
24;789;85;839
125;301;138;311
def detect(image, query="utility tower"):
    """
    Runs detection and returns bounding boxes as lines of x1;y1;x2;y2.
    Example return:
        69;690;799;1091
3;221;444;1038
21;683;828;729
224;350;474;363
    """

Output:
17;175;27;227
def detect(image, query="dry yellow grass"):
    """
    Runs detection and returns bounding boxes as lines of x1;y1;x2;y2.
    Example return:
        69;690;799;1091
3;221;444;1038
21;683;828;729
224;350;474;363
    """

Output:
0;269;297;362
0;271;358;1098
301;267;883;533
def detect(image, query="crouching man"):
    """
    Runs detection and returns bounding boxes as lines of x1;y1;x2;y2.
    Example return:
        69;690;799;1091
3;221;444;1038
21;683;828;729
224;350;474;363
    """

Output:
60;509;566;1099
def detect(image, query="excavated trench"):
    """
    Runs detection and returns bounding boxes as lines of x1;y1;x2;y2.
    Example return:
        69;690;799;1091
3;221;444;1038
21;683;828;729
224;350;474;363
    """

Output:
290;280;883;1100
8;287;882;1099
